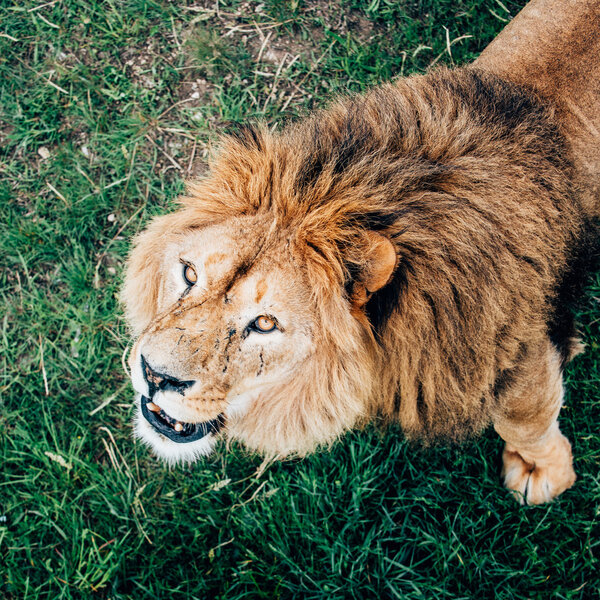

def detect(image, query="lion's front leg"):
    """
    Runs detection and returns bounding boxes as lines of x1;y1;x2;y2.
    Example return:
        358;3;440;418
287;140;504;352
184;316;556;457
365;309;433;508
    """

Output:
493;340;576;505
500;423;576;505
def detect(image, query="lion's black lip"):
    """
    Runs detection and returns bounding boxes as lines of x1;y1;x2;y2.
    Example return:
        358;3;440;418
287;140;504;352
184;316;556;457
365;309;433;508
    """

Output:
140;396;223;443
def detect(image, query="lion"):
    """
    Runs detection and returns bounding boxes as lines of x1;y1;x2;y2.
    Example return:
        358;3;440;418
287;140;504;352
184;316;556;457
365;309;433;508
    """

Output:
121;60;598;505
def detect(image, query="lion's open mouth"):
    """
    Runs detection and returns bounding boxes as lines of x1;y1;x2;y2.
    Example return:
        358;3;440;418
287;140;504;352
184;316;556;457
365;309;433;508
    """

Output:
140;396;223;443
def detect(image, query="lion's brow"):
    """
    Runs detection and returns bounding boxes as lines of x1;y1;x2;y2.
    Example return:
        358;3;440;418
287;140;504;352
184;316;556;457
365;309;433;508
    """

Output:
222;259;253;295
221;230;270;295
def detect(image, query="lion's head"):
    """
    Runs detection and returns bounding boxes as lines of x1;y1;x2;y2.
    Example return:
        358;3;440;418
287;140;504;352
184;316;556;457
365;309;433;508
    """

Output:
122;122;398;463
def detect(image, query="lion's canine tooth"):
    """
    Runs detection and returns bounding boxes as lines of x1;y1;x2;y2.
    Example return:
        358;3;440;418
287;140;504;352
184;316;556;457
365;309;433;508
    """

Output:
147;402;161;412
174;422;183;432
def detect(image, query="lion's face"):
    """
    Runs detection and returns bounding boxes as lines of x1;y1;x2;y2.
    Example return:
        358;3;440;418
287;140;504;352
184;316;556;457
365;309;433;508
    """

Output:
127;213;330;463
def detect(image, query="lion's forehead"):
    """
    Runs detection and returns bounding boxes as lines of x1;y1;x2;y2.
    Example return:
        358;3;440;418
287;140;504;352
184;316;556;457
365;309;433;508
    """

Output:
166;223;250;281
161;218;309;309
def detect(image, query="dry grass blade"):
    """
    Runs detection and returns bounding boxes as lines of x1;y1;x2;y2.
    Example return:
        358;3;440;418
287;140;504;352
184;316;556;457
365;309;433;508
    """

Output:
38;334;49;397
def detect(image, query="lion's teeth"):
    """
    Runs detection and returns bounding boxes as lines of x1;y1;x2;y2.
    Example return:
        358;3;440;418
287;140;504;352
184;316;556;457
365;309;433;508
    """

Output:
147;402;161;412
174;422;183;432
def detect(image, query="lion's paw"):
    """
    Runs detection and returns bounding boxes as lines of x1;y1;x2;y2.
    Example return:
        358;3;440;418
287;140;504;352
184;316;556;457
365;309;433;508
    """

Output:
501;438;576;505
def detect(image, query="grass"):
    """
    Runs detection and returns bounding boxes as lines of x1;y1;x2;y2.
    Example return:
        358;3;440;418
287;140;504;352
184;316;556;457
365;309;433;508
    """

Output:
1;0;599;598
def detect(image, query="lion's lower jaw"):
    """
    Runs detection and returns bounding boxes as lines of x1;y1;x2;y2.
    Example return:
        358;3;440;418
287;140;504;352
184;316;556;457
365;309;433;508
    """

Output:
134;408;217;465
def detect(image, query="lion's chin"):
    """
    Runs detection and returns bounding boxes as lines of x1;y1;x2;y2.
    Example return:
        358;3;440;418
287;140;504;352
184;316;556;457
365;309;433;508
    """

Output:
134;406;218;465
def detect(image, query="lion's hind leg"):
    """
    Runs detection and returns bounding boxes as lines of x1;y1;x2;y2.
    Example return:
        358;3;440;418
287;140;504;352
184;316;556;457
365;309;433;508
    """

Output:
493;340;576;505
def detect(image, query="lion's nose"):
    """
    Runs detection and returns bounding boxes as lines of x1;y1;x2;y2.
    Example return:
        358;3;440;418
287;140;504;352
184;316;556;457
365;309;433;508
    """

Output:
141;355;195;395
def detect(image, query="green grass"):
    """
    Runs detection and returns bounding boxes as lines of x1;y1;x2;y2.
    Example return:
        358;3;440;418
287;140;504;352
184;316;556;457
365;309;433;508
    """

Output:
1;0;599;598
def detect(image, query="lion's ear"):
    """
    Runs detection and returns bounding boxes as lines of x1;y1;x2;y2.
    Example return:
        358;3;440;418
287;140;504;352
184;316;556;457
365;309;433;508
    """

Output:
351;232;397;308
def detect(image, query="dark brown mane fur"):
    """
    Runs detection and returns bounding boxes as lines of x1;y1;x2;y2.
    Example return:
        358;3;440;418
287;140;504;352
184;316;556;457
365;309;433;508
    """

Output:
177;66;588;442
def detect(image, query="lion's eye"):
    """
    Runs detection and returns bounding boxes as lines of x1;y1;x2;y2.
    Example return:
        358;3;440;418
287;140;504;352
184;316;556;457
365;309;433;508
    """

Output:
183;264;198;286
253;315;277;333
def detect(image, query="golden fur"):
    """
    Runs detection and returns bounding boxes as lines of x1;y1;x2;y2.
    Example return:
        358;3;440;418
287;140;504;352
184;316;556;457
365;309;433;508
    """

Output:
122;67;595;503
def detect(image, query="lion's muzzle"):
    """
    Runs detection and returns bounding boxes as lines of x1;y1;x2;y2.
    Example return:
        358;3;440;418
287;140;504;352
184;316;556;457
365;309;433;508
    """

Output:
138;355;224;444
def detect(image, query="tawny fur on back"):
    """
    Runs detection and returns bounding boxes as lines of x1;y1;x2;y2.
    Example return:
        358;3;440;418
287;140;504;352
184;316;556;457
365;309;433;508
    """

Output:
124;67;592;452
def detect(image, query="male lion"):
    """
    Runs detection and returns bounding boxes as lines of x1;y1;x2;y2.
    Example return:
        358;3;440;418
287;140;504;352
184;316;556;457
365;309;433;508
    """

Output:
122;3;599;505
